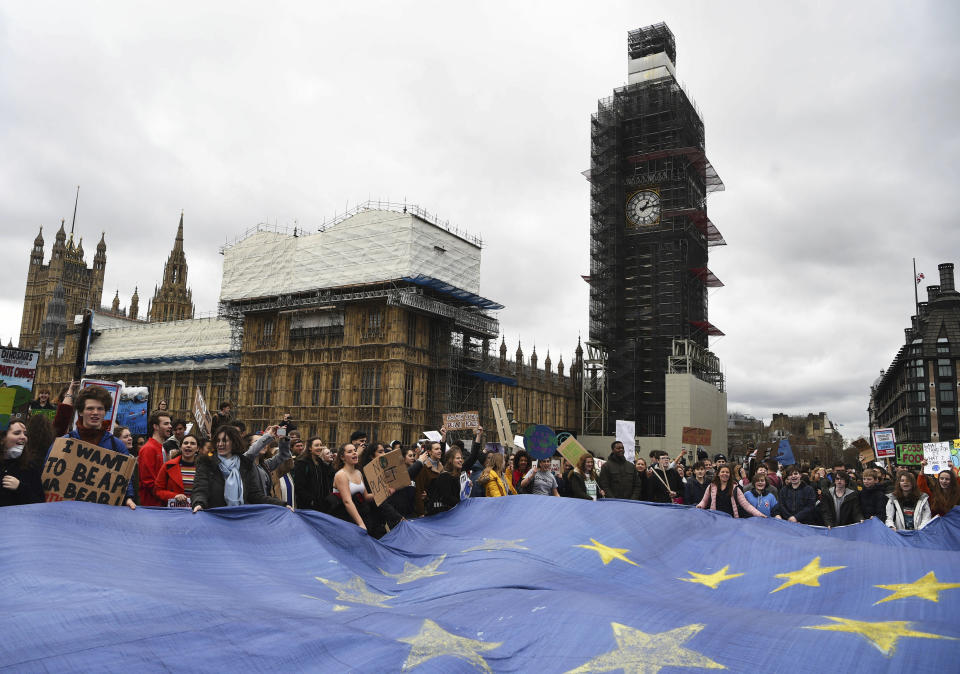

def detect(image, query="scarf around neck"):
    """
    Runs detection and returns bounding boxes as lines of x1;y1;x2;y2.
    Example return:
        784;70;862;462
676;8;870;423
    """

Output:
218;454;244;506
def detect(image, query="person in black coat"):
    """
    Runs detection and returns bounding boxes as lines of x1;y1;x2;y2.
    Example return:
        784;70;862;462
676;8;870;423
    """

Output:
425;446;468;515
818;471;864;527
858;467;892;521
646;450;683;503
192;426;285;511
776;467;817;523
684;461;710;507
293;436;335;513
1;420;45;507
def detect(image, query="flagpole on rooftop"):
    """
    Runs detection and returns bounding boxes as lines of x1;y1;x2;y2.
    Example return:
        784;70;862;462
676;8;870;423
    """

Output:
913;258;920;318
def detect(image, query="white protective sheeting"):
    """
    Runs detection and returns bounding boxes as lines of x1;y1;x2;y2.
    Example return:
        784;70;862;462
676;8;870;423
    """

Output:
85;317;235;375
219;209;482;302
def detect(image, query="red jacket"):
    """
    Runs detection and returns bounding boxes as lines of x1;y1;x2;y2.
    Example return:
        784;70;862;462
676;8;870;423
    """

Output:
138;438;165;506
155;456;187;502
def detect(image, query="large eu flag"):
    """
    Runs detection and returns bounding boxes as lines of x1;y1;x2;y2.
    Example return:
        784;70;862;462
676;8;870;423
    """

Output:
2;497;959;671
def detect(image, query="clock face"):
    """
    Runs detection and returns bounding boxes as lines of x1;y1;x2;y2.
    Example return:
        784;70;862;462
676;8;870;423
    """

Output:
626;189;661;227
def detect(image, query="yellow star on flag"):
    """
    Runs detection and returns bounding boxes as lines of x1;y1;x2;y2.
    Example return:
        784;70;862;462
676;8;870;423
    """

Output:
310;575;395;607
770;556;845;594
380;555;447;584
874;571;960;605
398;618;501;673
804;616;956;657
679;566;744;590
574;538;638;566
566;622;725;673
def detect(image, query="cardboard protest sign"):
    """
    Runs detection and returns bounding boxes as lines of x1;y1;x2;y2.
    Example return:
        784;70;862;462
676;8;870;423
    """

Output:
616;420;635;462
872;428;896;459
923;442;952;474
193;386;213;437
0;347;39;430
78;378;122;432
558;436;589;468
756;441;777;461
682;427;712;446
362;448;410;505
523;424;557;460
42;437;135;506
858;446;876;465
491;398;514;449
116;387;149;435
443;411;479;431
896;443;923;466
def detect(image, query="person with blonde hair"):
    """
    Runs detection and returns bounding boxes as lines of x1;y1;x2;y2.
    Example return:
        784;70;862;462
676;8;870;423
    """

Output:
482;453;515;497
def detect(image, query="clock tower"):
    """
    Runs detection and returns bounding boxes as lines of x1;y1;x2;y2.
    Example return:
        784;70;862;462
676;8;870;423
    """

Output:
586;23;725;437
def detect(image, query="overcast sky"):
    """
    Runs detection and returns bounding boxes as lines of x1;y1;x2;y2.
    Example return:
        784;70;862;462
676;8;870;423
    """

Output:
3;1;958;444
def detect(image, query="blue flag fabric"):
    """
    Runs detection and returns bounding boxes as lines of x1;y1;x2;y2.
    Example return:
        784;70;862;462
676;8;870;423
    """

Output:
776;437;796;465
3;498;960;671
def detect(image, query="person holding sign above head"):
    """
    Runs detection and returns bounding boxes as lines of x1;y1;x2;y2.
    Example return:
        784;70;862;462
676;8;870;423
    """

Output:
917;459;960;517
59;385;137;509
886;471;933;530
155;433;201;507
1;420;44;506
191;425;285;513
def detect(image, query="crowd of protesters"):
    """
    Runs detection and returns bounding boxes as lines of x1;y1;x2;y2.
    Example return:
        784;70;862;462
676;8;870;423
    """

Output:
2;384;959;538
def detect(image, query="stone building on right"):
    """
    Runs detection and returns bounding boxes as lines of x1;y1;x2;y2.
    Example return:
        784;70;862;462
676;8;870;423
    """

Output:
869;262;960;444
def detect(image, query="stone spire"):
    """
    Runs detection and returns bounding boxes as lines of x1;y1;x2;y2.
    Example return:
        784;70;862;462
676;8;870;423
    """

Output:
111;290;120;313
530;345;538;370
30;226;44;266
129;286;140;320
558;354;565;377
149;212;194;322
543;350;552;372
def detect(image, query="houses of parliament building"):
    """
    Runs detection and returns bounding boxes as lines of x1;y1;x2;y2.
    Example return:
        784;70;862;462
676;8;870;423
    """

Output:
17;203;581;445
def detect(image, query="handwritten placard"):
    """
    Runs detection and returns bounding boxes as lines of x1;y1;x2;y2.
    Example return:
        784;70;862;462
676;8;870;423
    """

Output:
42;437;135;506
896;443;923;466
682;427;712;446
443;411;479;431
923;442;952;474
362;448;410;505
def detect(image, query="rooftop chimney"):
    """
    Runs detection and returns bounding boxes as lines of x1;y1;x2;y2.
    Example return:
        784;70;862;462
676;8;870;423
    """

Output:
927;285;940;302
938;263;955;293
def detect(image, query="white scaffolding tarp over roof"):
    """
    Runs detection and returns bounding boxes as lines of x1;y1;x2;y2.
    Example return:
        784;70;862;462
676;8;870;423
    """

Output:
219;209;483;303
85;317;235;375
